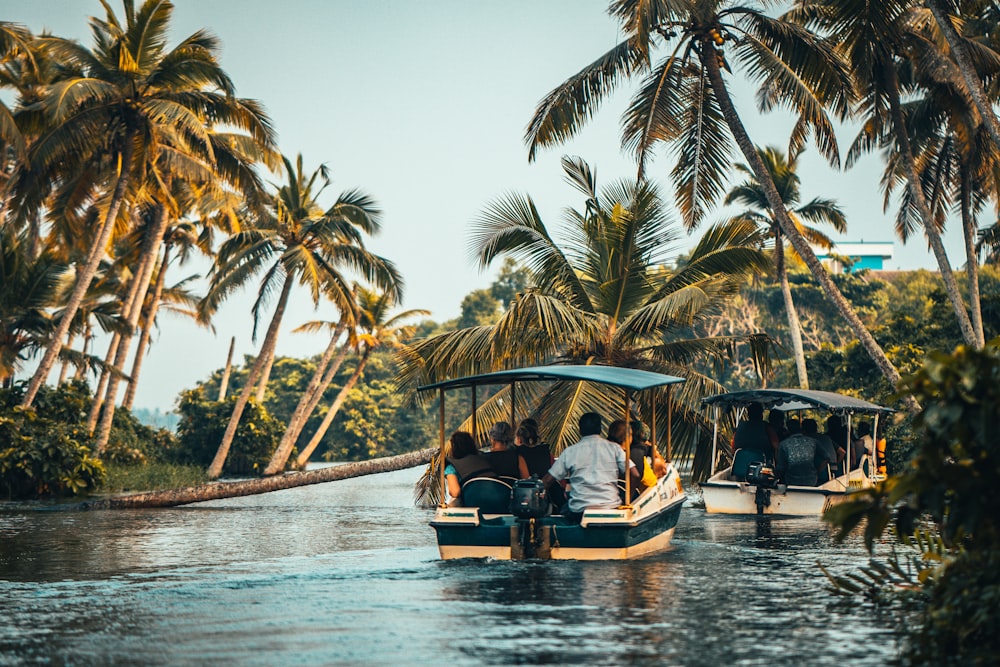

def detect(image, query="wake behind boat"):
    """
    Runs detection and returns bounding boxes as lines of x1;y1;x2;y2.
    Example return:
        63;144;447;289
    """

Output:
700;389;893;516
419;365;687;560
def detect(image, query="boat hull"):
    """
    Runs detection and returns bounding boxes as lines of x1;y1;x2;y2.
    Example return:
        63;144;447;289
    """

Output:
431;469;686;560
701;467;871;516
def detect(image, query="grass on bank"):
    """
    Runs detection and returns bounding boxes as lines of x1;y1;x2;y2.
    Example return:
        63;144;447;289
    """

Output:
101;462;208;494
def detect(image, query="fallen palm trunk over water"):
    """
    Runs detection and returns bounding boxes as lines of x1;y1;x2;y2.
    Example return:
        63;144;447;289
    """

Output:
77;448;437;510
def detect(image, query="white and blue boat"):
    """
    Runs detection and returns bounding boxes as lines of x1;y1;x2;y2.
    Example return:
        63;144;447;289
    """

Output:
420;365;687;560
700;388;893;516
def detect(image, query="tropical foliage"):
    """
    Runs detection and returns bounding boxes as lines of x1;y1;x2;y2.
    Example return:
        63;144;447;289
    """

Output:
824;339;1000;665
399;156;772;491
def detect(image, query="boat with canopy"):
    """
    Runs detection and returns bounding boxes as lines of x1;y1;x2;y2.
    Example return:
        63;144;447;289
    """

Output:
700;388;893;515
419;364;687;560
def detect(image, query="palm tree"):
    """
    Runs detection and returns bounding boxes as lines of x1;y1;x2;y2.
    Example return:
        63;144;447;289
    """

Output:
0;228;66;386
398;156;772;472
280;285;427;473
204;154;402;479
15;0;277;408
263;312;356;474
725;146;846;388
804;0;979;346
925;0;1000;150
524;0;909;392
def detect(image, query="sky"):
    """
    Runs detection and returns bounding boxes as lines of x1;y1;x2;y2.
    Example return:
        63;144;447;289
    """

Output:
2;1;971;410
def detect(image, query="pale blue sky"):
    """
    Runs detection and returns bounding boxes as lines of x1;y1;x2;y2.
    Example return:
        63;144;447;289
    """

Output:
3;1;966;409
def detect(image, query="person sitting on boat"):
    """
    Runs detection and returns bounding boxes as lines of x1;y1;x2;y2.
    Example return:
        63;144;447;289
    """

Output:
814;418;842;483
768;409;789;441
515;418;552;478
484;421;520;479
541;412;639;522
732;403;778;461
851;421;874;471
444;430;495;507
631;419;668;478
607;419;657;500
515;417;566;508
776;419;822;486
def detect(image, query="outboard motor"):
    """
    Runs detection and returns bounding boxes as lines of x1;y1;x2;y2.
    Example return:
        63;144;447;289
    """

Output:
510;476;549;519
510;477;550;559
745;460;778;515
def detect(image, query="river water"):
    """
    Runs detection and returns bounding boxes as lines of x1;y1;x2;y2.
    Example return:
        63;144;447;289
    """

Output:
1;467;900;666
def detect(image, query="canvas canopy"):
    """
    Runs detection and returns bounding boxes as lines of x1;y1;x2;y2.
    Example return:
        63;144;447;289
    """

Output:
418;364;686;393
701;388;893;415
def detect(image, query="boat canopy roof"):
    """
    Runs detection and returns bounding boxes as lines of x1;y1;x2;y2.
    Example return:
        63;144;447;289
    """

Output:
417;364;686;393
702;388;893;415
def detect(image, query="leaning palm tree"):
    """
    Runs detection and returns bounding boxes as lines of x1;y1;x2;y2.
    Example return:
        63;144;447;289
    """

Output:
725;145;846;388
204;153;402;479
924;0;1000;150
525;0;908;391
398;156;772;477
802;0;980;346
15;0;277;408
272;285;427;473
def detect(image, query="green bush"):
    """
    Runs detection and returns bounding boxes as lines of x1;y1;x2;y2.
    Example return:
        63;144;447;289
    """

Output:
0;381;104;499
173;388;284;476
825;339;1000;664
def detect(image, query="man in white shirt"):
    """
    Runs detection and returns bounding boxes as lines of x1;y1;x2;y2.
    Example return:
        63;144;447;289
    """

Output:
542;412;639;520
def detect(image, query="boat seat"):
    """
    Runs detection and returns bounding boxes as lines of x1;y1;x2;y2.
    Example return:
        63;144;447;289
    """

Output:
461;477;513;514
731;448;766;482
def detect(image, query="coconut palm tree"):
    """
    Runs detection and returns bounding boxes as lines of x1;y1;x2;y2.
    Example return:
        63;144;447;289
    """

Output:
525;0;909;391
204;154;402;479
14;0;277;408
0;228;67;386
279;285;428;473
925;0;1000;149
803;0;979;346
399;156;772;475
725;146;847;388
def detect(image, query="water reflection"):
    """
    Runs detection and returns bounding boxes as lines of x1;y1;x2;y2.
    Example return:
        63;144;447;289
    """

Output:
1;471;899;666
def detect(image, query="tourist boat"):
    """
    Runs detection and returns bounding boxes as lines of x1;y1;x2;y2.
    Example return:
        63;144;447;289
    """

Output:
420;365;688;560
700;388;893;516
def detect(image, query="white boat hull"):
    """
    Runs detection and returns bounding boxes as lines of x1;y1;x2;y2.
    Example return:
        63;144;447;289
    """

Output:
701;466;872;516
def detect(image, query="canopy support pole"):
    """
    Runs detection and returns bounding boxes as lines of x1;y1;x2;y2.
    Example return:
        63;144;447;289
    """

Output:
471;386;478;446
623;389;632;509
711;406;719;476
666;387;673;463
438;387;446;507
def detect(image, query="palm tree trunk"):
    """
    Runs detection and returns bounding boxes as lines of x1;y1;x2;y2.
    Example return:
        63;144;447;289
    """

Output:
960;165;985;347
122;245;171;411
74;324;92;381
885;68;977;346
76;447;436;509
776;233;809;388
253;347;275;403
57;332;75;385
86;332;122;433
927;0;1000;149
702;50;910;400
263;321;348;475
218;336;236;401
95;205;172;453
207;274;294;479
22;137;135;408
293;349;370;470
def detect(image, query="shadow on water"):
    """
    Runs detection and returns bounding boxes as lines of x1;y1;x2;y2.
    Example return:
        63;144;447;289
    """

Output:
1;470;901;666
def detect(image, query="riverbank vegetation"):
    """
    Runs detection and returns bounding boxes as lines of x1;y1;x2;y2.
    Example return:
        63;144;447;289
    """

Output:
2;1;1000;661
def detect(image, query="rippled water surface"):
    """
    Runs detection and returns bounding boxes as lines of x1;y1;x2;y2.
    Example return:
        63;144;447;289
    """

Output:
1;468;899;666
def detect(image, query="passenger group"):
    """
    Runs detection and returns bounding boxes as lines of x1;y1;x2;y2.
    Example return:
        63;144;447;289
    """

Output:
445;411;669;520
731;403;884;486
